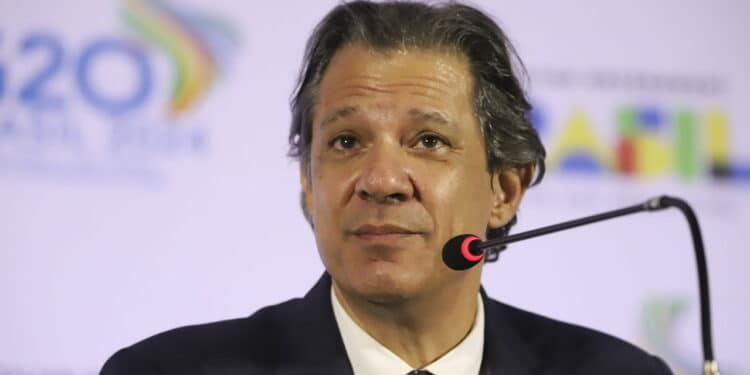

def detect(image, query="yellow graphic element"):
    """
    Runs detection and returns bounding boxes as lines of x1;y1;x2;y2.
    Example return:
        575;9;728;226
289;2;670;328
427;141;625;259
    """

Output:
548;110;612;170
634;135;671;177
706;111;729;166
122;0;217;115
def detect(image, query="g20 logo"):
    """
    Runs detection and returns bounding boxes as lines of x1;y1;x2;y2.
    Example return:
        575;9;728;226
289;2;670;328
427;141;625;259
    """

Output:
2;32;153;116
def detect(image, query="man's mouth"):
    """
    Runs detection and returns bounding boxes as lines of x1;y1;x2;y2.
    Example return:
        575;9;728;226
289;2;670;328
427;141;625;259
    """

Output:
350;224;422;241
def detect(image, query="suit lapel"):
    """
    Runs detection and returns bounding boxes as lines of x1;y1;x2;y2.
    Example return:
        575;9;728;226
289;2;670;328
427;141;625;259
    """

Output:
277;276;541;374
480;288;540;374
276;273;354;375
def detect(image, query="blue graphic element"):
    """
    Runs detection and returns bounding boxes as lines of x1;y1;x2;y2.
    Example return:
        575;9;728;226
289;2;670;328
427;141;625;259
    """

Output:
638;107;664;131
0;63;5;100
559;152;602;173
18;33;64;106
730;165;750;181
0;32;4;101
76;38;153;116
0;0;236;186
529;102;547;134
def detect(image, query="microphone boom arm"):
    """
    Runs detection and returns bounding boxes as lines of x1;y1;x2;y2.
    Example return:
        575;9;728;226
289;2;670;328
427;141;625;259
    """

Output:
478;196;664;253
477;195;718;374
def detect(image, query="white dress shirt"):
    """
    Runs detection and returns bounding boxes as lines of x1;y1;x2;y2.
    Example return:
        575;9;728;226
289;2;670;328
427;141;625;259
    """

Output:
331;287;485;375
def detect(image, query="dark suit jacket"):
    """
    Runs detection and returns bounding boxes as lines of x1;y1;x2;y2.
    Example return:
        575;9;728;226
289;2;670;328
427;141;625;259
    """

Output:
101;273;672;374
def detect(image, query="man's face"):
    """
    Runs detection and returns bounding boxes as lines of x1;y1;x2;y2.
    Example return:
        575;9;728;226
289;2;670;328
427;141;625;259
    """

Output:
303;44;514;302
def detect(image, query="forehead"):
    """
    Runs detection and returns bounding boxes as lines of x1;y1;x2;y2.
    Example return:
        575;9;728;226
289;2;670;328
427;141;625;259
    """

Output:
313;44;475;125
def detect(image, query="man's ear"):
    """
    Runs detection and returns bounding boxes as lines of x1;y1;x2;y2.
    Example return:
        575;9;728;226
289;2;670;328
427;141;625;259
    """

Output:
300;169;314;225
487;165;534;230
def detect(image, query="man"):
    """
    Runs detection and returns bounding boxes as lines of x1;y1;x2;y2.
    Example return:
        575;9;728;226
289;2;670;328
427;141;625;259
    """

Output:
102;1;672;374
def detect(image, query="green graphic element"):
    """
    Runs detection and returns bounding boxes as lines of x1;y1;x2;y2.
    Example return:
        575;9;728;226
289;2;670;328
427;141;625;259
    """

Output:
675;110;698;178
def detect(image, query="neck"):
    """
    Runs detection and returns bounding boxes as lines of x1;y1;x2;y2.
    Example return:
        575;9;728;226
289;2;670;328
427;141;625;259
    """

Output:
333;272;482;369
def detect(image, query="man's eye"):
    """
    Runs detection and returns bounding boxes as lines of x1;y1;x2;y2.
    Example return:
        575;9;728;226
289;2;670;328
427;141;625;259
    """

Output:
415;134;447;149
331;134;359;150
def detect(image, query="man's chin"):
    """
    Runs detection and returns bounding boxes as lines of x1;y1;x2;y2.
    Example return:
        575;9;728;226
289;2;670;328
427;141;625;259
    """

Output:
341;267;429;304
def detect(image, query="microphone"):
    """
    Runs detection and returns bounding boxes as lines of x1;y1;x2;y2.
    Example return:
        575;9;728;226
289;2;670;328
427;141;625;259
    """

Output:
442;195;719;375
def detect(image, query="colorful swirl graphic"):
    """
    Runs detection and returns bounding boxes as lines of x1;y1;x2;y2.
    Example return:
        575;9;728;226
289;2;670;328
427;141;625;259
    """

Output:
641;297;747;374
121;0;238;114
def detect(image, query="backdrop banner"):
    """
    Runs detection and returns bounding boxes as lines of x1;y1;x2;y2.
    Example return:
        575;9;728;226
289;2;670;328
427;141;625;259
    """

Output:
1;1;747;374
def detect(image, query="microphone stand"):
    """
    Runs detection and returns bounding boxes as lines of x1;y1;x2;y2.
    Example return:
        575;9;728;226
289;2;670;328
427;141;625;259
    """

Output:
478;196;719;375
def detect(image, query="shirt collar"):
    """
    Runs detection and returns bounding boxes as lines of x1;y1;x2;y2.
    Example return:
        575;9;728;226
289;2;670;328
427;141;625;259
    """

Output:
331;286;484;375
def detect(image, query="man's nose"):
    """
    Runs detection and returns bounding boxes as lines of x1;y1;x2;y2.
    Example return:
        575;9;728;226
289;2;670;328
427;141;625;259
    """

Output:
354;143;415;204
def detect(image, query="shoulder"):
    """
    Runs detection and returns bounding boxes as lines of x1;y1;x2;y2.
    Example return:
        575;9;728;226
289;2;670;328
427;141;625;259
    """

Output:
100;297;307;375
484;297;672;374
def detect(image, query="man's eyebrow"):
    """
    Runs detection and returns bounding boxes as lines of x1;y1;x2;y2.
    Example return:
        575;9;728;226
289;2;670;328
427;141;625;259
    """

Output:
408;109;457;129
319;105;360;130
320;106;457;130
